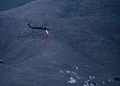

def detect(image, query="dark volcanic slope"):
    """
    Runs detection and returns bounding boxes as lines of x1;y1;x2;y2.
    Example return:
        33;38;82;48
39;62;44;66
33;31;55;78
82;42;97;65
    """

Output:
0;0;120;86
0;0;33;11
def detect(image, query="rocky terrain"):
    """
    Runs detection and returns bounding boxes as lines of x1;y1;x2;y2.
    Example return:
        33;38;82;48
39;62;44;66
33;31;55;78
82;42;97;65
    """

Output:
0;0;120;86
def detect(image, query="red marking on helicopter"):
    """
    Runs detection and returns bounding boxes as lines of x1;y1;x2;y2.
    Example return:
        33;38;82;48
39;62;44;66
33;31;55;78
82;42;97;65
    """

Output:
45;30;49;34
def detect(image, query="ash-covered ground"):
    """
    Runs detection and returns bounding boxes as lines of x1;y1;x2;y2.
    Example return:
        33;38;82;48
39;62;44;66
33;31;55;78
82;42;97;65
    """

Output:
0;0;120;86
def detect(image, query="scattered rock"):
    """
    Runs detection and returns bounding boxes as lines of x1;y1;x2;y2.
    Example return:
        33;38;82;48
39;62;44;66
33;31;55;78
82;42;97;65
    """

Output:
0;60;4;64
84;80;96;86
83;76;96;86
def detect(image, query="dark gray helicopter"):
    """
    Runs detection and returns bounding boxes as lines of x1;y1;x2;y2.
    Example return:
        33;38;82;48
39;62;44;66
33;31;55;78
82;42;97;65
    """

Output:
27;24;49;34
27;24;48;30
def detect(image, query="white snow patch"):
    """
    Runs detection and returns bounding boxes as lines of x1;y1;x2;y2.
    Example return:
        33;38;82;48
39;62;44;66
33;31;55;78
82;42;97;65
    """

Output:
59;70;64;73
89;76;95;80
71;71;81;79
65;70;81;79
68;77;76;84
66;70;71;74
102;81;105;84
108;78;113;82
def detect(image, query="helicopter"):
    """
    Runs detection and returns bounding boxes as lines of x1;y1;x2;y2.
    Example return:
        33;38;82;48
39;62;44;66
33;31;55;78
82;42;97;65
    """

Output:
27;24;49;34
